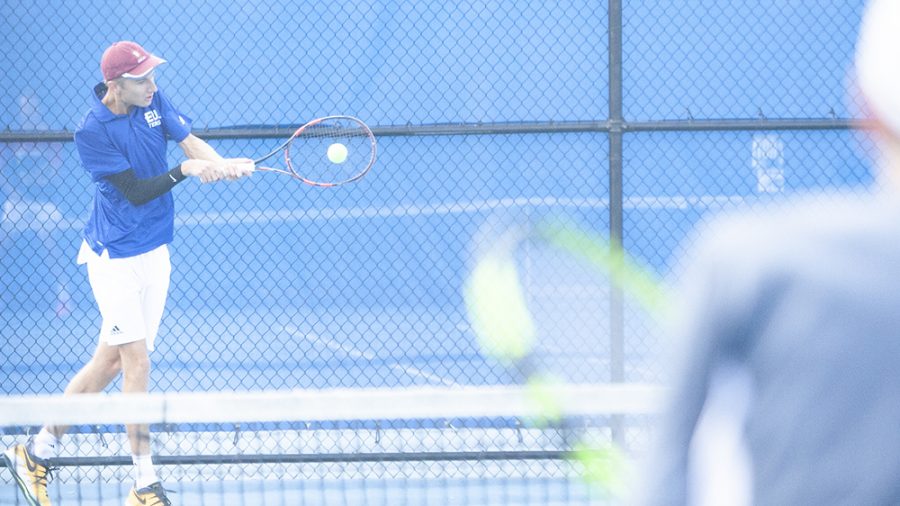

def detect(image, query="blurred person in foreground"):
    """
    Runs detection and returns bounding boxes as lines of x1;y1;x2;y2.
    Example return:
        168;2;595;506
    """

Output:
3;41;253;506
636;1;900;504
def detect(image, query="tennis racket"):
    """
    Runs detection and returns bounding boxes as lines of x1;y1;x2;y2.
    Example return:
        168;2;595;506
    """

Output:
463;215;667;498
253;115;377;187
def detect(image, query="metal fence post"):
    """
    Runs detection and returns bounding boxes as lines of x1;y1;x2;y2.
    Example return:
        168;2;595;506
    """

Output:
608;0;626;446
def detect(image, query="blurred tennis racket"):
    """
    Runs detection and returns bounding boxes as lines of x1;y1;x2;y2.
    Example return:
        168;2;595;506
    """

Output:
254;115;376;187
464;215;667;497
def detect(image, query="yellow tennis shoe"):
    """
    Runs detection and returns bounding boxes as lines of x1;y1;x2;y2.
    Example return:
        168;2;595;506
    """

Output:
3;443;54;506
126;481;172;506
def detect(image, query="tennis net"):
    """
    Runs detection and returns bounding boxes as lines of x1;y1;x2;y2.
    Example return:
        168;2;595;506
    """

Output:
0;384;664;505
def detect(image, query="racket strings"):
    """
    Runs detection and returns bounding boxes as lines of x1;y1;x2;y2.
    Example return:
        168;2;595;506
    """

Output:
287;118;375;185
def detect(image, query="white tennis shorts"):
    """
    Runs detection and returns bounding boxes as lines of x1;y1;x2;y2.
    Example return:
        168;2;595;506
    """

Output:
77;241;171;351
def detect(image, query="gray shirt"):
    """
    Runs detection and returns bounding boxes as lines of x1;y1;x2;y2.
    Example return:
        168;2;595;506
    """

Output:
642;189;900;505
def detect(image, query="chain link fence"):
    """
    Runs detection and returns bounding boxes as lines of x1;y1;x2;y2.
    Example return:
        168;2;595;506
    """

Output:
1;1;871;396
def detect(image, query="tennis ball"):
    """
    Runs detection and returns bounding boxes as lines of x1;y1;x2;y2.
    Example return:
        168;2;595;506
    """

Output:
327;143;348;164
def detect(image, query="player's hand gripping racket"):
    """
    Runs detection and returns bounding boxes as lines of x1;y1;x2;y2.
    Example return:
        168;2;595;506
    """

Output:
254;115;377;187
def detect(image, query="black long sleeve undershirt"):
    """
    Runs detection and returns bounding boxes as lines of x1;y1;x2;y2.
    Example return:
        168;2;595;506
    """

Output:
105;166;186;206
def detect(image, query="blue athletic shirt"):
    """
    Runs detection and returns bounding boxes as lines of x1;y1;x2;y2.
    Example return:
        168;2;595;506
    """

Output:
74;84;192;258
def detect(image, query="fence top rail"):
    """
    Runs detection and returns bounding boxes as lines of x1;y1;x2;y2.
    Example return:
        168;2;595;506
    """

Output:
0;118;869;143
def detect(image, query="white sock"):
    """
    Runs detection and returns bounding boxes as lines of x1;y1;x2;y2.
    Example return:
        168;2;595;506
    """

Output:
32;428;59;460
133;454;158;489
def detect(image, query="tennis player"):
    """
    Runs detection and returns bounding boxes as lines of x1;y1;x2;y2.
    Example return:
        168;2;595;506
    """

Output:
638;1;900;505
3;41;253;506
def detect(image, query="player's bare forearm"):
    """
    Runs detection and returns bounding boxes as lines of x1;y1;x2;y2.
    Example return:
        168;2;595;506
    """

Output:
178;133;226;162
179;134;254;182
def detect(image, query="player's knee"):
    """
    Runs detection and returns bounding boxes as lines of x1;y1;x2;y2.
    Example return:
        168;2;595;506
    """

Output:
91;353;121;377
121;352;150;379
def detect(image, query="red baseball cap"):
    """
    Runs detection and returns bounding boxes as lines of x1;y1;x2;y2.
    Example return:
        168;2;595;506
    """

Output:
100;41;166;81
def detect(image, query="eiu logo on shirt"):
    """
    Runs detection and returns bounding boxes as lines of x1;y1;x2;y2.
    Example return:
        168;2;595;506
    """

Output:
144;110;162;128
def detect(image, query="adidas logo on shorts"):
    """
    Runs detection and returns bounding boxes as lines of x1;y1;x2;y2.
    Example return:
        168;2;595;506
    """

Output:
110;325;123;336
